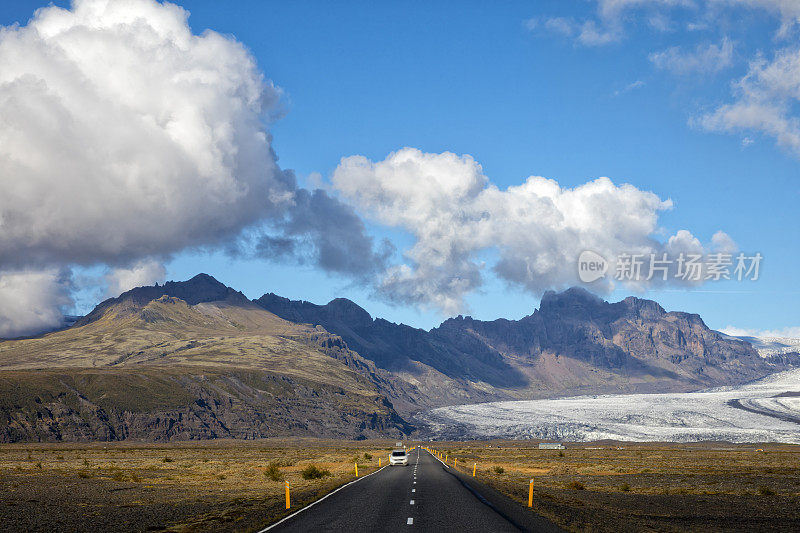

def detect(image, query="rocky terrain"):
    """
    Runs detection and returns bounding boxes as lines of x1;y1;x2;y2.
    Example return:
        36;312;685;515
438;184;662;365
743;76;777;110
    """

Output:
0;275;795;443
0;275;416;442
258;287;794;404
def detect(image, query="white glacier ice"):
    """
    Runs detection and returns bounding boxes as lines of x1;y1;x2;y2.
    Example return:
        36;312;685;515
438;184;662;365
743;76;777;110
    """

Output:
420;368;800;443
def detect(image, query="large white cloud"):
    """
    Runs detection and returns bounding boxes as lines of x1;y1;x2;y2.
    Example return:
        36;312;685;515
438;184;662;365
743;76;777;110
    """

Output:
0;0;294;270
332;148;730;314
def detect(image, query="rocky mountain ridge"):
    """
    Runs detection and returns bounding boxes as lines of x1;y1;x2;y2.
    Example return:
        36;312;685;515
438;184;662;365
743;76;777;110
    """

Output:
0;275;418;442
0;274;795;442
257;286;794;403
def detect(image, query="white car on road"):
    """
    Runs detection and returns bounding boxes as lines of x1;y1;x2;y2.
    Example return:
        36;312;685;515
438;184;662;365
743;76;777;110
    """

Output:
389;449;408;466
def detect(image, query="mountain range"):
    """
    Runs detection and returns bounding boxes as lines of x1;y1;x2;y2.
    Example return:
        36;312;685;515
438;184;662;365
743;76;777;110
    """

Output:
0;274;795;442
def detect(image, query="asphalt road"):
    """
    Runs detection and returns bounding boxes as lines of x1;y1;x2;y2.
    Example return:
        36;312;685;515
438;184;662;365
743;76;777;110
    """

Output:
263;448;564;533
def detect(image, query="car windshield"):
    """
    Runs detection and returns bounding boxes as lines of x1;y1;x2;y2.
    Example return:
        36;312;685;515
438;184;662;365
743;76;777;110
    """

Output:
391;451;406;457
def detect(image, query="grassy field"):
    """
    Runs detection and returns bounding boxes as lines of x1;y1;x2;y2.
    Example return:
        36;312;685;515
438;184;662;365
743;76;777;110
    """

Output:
2;439;800;532
0;439;395;532
430;441;800;532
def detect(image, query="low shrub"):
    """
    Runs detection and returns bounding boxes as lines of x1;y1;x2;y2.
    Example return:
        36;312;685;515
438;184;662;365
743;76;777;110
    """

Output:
493;466;505;474
162;457;173;463
265;462;283;482
567;480;585;490
758;485;776;496
301;465;331;479
364;453;372;461
619;483;631;492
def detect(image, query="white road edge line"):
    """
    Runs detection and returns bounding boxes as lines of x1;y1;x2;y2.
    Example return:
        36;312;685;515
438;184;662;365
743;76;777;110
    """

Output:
427;449;450;469
256;465;388;532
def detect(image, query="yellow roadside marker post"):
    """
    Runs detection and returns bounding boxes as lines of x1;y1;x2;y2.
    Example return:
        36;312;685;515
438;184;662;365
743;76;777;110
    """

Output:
445;454;448;463
355;462;359;477
528;478;534;508
285;481;290;509
454;458;457;468
473;463;476;477
379;458;381;467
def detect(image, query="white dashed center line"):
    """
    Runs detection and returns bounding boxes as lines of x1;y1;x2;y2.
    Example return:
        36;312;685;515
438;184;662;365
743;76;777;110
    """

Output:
412;488;415;492
410;499;415;505
407;517;413;525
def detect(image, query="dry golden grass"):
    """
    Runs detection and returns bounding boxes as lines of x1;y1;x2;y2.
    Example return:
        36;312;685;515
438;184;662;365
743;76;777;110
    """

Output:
0;298;376;395
0;439;405;532
6;439;800;532
437;441;800;494
428;441;800;532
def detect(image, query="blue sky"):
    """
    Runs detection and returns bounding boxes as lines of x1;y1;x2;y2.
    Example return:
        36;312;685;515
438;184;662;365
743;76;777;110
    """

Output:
1;0;798;335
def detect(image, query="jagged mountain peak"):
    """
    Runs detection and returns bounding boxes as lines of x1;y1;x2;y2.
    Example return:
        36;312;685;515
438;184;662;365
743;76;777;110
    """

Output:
76;273;248;326
31;278;792;427
154;273;244;305
534;287;673;323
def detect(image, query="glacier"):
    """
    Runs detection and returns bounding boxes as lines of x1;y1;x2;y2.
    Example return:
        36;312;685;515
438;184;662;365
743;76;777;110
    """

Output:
419;368;800;443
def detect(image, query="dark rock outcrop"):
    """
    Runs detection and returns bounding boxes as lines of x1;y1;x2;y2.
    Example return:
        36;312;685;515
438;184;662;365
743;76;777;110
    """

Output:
2;274;792;443
255;293;527;388
0;368;413;442
258;286;789;401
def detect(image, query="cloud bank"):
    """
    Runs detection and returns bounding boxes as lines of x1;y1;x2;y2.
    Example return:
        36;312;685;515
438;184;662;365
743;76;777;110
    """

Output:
0;0;293;269
253;188;393;279
0;270;73;338
0;0;749;334
332;148;728;314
